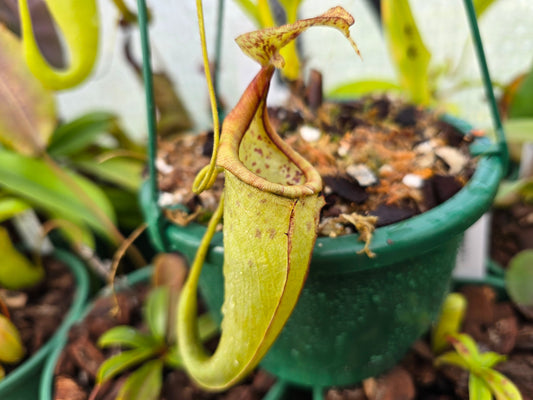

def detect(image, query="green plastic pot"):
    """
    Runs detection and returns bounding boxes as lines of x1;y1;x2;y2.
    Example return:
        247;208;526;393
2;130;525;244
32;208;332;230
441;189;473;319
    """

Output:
39;266;152;400
140;117;504;389
0;249;89;400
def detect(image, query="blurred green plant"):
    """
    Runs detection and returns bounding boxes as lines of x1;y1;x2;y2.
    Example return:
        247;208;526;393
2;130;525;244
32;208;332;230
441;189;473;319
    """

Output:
94;254;218;400
0;313;25;381
330;0;500;106
505;250;533;308
432;292;523;399
0;24;146;269
436;333;522;400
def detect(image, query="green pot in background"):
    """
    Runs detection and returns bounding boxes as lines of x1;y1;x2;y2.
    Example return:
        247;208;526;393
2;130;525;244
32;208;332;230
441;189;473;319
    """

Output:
0;249;89;400
141;117;505;390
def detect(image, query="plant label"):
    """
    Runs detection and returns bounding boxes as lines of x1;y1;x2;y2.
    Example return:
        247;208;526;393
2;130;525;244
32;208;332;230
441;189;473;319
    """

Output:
453;212;491;279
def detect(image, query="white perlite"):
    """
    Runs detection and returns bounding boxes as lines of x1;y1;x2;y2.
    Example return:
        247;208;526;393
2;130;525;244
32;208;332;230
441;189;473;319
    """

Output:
299;125;321;142
346;164;378;187
435;146;468;175
402;174;424;189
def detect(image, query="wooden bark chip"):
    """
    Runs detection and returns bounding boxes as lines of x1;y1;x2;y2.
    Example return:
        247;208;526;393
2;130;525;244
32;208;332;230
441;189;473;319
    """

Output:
177;7;360;390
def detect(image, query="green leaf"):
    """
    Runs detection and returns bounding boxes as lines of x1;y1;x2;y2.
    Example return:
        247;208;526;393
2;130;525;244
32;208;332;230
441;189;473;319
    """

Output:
506;250;533;306
447;333;482;365
47;112;116;157
96;347;158;385
145;287;169;342
0;197;30;222
478;368;523;400
503;119;533;145
72;156;143;192
509;65;533;119
232;0;262;27
469;374;493;400
102;187;143;230
473;0;498;17
163;346;182;368
0;226;45;289
431;293;467;354
478;351;507;369
382;0;432;104
328;80;402;99
0;314;25;363
19;0;99;90
493;178;533;208
435;351;471;370
0;26;56;156
116;359;163;400
0;149;116;240
98;326;159;349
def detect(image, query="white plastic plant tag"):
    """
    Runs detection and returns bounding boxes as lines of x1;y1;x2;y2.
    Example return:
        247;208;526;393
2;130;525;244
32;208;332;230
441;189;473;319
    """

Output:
12;209;54;254
518;142;533;178
453;213;491;280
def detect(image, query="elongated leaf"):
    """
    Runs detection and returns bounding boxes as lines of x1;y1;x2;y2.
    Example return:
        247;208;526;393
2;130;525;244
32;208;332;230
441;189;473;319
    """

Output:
478;368;523;400
179;9;370;389
506;250;533;307
447;333;482;365
503;118;533;145
0;226;44;290
435;351;471;370
0;197;30;222
0;149;116;239
47;112;116;157
469;374;493;400
73;157;143;192
0;26;55;156
509;66;533;119
382;0;431;104
479;351;507;369
96;347;158;384
19;0;99;90
98;326;159;349
431;293;467;354
145;287;169;342
0;314;25;363
328;80;401;99
116;359;163;400
474;0;498;17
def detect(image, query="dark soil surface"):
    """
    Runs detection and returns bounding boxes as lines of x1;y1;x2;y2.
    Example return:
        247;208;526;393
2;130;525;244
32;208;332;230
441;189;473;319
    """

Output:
156;96;478;238
1;255;75;375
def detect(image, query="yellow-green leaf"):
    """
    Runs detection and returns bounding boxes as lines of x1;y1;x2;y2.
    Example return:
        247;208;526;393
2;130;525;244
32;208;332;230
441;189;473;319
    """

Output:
469;374;493;400
328;80;401;99
18;0;99;90
0;25;55;156
474;0;498;17
431;293;467;354
116;359;163;400
0;197;30;223
0;149;116;240
478;368;523;400
96;347;158;385
98;326;158;349
0;314;25;364
382;0;431;105
0;226;44;290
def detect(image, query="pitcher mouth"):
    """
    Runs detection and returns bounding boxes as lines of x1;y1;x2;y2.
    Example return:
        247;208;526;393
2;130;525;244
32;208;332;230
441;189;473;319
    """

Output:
216;65;322;199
